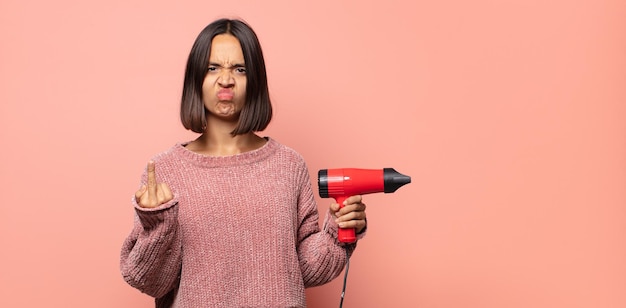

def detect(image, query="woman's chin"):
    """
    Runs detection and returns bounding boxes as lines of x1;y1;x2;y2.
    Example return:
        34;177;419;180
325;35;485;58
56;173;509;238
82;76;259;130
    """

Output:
209;110;240;122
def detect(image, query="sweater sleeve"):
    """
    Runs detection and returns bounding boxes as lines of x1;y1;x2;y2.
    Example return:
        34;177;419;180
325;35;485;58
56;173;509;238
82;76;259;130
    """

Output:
120;197;183;298
295;163;363;287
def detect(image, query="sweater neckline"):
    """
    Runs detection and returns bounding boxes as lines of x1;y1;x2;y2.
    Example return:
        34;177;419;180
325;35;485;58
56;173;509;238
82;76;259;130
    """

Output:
173;137;278;167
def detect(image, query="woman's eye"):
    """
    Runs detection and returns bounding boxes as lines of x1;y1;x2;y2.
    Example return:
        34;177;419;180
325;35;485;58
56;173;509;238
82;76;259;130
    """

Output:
207;66;217;72
235;68;246;74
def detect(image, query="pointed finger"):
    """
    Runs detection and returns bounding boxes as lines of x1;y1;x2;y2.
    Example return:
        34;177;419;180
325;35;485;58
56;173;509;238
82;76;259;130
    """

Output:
147;161;157;196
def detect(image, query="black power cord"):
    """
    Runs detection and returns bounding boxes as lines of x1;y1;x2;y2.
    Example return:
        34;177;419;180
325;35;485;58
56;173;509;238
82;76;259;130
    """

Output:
339;248;350;308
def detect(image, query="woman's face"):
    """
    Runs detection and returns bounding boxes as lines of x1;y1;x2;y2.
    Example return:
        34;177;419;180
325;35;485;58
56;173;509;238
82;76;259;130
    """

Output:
202;34;247;121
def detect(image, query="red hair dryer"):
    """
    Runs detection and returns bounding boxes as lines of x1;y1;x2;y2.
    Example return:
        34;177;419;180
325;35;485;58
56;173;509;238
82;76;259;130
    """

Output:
318;168;411;243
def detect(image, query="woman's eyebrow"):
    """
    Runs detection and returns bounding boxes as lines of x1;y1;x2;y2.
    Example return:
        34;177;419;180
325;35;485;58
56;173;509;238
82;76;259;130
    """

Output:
208;62;246;68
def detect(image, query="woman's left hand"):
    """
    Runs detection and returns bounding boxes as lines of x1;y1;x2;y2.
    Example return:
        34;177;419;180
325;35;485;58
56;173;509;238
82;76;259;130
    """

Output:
330;195;367;234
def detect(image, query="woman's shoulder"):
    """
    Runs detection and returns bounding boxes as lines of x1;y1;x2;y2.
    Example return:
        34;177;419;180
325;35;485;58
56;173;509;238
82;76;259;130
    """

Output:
269;138;306;160
267;138;312;173
147;142;189;164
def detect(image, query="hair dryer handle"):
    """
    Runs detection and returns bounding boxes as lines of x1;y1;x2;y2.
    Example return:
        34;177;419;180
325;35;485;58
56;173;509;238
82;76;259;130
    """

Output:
336;196;357;243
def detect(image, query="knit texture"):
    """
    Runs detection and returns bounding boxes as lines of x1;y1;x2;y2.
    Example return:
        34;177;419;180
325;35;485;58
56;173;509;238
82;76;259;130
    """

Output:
120;138;360;307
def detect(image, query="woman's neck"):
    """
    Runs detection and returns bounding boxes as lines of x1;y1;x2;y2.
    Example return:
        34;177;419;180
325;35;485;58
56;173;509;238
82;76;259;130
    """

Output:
186;121;266;156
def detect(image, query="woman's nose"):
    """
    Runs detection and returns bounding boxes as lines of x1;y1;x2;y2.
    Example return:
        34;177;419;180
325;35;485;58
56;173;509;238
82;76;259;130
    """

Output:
217;70;234;87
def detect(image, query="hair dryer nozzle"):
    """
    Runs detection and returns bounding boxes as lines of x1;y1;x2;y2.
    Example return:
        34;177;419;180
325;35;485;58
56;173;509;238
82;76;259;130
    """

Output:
383;168;411;193
317;169;330;198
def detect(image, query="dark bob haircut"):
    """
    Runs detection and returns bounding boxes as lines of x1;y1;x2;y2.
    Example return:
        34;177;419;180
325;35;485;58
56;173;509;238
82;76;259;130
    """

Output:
180;19;272;135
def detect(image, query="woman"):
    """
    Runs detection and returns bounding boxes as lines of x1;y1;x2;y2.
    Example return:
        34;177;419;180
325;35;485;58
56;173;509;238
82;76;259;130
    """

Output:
120;18;367;307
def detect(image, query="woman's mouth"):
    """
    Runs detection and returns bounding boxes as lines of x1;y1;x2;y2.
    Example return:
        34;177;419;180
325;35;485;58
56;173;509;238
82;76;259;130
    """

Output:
217;89;234;100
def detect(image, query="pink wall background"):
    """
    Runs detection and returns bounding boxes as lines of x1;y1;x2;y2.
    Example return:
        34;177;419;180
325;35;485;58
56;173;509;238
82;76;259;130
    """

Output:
1;0;625;307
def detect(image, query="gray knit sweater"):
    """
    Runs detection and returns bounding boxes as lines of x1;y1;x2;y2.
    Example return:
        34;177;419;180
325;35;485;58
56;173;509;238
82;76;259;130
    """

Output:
120;138;358;307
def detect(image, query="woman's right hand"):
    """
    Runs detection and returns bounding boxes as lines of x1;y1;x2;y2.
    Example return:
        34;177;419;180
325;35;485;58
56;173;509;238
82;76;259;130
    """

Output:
135;161;173;208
